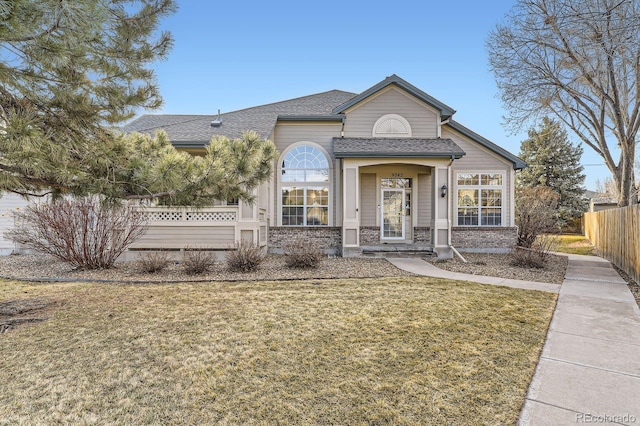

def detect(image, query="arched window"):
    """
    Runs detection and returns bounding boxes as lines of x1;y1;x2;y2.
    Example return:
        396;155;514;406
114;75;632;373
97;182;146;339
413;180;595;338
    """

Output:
281;145;329;226
372;114;412;137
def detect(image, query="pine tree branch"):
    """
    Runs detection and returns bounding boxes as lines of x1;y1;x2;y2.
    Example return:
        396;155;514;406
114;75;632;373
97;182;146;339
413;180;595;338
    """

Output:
2;0;64;43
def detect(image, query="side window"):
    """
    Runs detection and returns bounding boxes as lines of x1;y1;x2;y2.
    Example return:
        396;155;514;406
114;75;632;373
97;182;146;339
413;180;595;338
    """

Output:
456;173;503;226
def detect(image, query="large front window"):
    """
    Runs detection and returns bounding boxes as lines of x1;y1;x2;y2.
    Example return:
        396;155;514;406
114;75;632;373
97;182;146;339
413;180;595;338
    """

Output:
457;173;503;226
281;146;329;226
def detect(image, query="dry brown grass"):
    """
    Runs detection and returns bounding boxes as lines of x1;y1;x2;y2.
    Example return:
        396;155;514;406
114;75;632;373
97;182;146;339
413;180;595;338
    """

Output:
552;234;598;256
0;277;556;425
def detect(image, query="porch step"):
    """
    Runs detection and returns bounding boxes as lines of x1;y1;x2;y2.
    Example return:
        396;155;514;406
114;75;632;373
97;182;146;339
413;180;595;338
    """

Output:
360;244;436;259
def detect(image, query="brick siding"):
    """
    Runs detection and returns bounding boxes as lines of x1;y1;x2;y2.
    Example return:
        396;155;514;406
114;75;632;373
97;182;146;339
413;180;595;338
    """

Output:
413;227;431;244
359;227;380;245
451;227;517;252
268;227;342;255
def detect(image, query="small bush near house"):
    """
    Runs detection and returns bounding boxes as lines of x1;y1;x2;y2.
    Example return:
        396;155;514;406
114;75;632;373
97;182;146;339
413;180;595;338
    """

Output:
283;238;324;269
515;186;560;248
137;251;171;273
510;234;558;268
226;242;265;272
181;248;216;274
5;196;147;269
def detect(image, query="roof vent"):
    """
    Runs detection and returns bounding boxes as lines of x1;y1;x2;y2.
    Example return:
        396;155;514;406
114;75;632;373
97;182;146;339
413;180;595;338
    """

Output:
211;109;222;127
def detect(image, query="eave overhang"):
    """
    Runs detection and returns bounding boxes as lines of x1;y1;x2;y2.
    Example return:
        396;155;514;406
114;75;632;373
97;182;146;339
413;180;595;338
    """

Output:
446;121;527;170
333;137;466;160
332;74;456;119
277;114;345;122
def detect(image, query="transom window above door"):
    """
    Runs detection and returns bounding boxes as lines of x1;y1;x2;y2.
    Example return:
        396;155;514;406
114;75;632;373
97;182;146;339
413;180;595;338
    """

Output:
381;178;412;188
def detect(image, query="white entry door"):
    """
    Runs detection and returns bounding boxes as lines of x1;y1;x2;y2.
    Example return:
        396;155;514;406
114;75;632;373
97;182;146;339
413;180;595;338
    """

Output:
381;188;405;240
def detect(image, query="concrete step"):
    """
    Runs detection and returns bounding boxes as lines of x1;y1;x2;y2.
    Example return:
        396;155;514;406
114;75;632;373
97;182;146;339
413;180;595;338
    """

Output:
361;244;436;258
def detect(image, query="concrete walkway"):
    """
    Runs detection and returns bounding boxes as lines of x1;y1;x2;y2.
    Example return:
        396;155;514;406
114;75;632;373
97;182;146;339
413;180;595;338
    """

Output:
388;255;640;425
387;257;561;293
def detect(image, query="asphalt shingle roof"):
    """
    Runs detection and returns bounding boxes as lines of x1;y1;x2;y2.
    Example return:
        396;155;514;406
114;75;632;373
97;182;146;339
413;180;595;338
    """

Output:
333;138;466;158
122;75;523;169
123;90;357;144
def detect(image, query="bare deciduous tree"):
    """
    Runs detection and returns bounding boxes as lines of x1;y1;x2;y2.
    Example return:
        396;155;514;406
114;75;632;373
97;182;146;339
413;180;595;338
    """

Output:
595;175;619;197
515;186;560;248
487;0;640;206
6;197;147;269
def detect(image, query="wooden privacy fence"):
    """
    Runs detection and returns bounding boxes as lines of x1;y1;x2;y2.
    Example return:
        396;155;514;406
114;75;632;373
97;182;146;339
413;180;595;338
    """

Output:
583;205;640;284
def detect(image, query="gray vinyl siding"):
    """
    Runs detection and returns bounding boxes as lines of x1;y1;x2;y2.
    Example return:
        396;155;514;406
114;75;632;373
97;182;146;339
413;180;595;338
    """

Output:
343;87;439;138
130;226;235;249
360;173;377;226
0;193;31;253
442;127;510;170
273;123;341;157
417;173;431;227
442;126;513;226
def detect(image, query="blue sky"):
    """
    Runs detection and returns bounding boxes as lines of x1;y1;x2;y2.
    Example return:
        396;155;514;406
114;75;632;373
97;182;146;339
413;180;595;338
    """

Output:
149;0;611;190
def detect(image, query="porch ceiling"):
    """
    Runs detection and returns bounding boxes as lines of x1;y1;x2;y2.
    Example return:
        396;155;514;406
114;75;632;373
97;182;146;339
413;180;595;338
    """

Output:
333;137;466;159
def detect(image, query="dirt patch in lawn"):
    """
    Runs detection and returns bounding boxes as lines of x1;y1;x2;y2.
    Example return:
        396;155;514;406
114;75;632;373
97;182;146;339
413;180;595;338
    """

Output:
0;297;58;333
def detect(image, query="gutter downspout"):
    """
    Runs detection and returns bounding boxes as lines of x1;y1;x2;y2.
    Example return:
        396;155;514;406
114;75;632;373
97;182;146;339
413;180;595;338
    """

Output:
446;154;467;263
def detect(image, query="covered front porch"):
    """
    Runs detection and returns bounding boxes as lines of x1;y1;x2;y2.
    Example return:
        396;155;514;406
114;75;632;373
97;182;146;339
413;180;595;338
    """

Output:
339;158;458;258
333;137;465;258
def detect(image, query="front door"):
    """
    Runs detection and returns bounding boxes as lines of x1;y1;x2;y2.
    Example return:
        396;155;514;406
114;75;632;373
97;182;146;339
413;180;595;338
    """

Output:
381;188;405;240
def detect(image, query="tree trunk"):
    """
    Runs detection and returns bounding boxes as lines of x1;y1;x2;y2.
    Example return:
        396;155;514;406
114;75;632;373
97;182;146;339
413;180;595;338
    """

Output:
615;143;637;207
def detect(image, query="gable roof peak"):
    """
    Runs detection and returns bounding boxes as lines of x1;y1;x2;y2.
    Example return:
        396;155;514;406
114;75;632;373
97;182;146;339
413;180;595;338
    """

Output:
332;74;457;119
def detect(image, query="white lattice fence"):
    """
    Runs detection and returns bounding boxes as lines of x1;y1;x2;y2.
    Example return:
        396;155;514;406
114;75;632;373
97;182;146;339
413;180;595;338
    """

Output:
129;207;241;249
185;211;236;222
141;208;237;223
144;210;183;222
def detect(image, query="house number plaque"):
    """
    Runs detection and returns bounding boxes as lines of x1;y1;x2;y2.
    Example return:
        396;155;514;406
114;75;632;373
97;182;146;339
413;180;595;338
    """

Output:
391;173;403;178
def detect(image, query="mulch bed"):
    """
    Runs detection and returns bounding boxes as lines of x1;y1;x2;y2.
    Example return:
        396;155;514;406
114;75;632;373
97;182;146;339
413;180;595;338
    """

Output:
428;252;568;285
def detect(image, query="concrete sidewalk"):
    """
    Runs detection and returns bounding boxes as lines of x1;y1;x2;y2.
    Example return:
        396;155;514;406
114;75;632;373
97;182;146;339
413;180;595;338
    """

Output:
520;254;640;425
388;255;640;425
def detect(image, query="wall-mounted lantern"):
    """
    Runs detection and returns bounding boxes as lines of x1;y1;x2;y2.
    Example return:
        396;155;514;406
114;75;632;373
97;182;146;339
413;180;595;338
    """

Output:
440;184;448;198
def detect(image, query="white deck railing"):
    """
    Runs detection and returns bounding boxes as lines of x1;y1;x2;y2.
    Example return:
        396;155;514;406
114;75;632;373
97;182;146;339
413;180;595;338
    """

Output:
130;206;267;250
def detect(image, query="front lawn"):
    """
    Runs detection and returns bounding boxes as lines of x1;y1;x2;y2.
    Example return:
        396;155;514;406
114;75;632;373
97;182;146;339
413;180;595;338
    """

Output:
0;277;556;425
552;233;597;256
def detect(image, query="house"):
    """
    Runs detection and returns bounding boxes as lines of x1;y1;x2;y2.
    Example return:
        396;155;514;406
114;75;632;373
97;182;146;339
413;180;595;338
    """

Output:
124;75;526;258
0;193;30;255
589;196;618;212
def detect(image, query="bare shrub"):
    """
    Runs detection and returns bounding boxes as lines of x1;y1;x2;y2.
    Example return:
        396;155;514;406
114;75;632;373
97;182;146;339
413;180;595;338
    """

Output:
283;238;323;269
226;242;265;272
510;234;558;268
6;197;147;269
515;186;560;248
137;251;171;273
182;247;216;274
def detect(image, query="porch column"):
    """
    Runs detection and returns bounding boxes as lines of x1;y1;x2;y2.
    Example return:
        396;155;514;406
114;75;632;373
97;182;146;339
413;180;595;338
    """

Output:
431;166;453;258
342;160;360;256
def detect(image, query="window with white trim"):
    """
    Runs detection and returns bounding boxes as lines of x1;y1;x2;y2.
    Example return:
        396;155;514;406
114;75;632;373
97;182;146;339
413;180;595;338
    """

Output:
372;114;412;137
281;145;329;226
456;173;503;226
